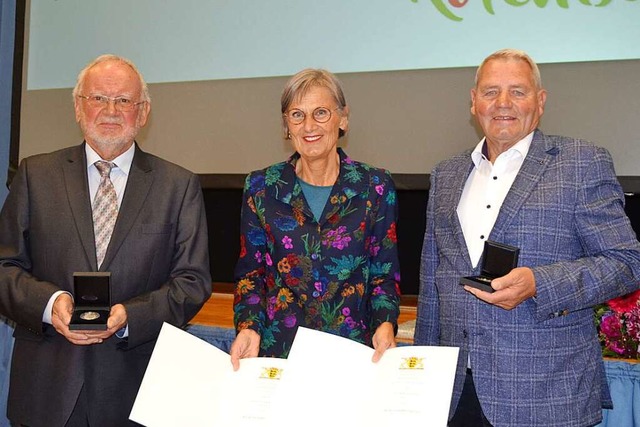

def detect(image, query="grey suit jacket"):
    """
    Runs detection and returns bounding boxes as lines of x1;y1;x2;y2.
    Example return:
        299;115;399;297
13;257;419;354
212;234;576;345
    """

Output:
0;143;212;427
414;130;640;427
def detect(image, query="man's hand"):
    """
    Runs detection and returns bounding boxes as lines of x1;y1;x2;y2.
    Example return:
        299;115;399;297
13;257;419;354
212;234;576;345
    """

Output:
372;321;396;363
463;267;536;310
84;303;129;341
52;295;128;345
230;329;261;371
105;304;128;335
51;293;102;345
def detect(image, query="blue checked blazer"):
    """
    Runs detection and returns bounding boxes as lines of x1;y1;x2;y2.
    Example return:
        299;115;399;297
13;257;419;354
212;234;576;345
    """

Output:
414;130;640;427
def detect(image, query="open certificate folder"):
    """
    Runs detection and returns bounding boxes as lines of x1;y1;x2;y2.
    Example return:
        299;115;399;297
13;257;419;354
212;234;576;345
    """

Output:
130;323;459;427
129;323;286;427
276;327;459;426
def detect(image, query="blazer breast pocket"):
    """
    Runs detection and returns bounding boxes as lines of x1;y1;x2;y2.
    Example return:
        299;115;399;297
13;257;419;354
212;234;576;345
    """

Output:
141;223;174;234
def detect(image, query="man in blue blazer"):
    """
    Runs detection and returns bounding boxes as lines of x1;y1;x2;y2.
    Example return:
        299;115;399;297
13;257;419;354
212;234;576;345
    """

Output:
0;55;211;426
414;48;640;427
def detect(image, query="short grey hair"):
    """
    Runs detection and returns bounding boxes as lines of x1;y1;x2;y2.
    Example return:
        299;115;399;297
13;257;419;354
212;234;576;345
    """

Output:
280;68;348;139
475;48;542;89
72;54;151;103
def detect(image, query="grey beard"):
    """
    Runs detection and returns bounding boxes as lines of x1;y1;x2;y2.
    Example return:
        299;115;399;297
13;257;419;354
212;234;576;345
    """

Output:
81;122;139;154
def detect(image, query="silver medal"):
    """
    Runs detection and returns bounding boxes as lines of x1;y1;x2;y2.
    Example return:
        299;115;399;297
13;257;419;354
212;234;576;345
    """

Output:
79;311;100;321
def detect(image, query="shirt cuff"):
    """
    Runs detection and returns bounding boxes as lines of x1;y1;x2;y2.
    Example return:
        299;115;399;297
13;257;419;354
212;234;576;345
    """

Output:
42;290;72;324
116;325;129;338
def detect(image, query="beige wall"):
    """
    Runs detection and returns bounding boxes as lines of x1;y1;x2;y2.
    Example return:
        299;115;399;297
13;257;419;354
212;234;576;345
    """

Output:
20;59;640;176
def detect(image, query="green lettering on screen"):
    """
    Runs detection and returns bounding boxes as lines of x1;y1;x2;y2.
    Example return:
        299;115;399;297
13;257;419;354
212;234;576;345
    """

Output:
414;0;621;21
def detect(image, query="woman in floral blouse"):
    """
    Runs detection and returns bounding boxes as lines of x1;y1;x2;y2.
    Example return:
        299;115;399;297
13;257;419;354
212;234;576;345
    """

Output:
230;69;401;367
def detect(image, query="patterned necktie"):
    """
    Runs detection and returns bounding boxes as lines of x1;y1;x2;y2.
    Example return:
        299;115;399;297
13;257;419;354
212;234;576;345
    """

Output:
92;161;119;268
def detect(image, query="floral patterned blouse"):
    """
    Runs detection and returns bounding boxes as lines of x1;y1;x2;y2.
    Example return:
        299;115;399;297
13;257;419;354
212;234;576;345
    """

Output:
234;148;401;358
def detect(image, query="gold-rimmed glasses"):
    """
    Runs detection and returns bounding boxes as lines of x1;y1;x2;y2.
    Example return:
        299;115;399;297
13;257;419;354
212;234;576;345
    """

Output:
283;107;341;125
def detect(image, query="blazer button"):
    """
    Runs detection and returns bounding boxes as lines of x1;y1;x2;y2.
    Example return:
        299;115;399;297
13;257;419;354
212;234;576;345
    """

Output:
463;330;468;338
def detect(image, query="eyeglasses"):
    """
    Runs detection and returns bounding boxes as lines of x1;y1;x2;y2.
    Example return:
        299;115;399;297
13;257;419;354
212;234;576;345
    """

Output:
77;95;146;112
283;107;341;125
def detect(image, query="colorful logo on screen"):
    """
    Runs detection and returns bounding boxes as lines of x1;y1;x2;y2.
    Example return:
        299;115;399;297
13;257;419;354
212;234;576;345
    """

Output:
411;0;633;22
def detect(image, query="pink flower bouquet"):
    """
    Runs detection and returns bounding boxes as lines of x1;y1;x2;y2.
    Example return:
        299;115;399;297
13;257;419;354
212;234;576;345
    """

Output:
595;289;640;359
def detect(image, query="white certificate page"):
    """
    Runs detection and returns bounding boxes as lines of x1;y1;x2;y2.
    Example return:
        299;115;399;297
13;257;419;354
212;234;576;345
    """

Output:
130;324;458;427
130;323;286;427
274;327;458;427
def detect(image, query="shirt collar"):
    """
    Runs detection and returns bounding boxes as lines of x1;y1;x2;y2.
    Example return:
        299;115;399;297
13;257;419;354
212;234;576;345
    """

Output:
85;143;135;176
470;131;534;167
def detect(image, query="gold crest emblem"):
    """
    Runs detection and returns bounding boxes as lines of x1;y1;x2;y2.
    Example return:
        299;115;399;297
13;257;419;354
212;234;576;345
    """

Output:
260;367;283;380
400;357;424;370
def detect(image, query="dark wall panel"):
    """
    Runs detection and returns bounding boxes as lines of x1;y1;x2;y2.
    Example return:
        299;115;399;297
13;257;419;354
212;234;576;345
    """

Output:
203;188;243;284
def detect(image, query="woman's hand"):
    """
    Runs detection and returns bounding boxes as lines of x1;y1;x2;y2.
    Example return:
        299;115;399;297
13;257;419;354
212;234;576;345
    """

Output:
371;321;396;363
230;329;261;371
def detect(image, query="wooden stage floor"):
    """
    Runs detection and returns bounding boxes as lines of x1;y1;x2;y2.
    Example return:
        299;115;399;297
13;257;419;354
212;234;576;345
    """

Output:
190;283;417;343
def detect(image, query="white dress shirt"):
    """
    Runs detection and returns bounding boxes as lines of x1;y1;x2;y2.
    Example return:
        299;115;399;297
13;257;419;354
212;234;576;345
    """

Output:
456;132;533;268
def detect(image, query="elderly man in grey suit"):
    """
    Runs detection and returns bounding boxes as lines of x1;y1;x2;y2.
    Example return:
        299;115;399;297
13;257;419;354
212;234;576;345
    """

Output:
0;54;212;427
415;48;640;427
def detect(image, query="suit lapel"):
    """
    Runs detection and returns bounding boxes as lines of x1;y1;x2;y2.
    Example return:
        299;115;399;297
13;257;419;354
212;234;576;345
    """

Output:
318;149;369;227
490;130;558;241
62;144;97;270
100;146;154;271
272;154;314;221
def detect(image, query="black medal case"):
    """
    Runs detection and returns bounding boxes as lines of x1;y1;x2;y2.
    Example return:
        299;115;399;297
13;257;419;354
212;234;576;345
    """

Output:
69;272;111;330
459;241;519;293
